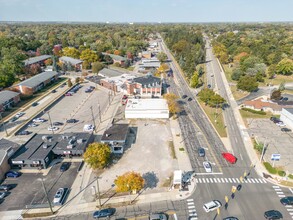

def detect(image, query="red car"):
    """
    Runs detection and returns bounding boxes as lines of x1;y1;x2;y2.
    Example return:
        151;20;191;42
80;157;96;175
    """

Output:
222;153;237;164
65;93;72;96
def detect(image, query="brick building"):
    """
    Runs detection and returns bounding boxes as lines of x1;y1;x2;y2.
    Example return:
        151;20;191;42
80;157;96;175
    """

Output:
0;91;21;112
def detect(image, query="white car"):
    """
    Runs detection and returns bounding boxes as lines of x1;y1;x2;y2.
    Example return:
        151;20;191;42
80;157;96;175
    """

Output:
83;124;95;132
15;112;25;118
203;161;212;173
203;200;221;212
276;121;286;127
48;126;59;131
53;188;65;204
33;118;46;123
28;123;38;127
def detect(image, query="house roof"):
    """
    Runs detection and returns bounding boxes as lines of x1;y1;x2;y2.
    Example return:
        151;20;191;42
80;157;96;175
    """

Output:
16;71;59;88
133;75;161;87
0;139;20;151
243;98;282;111
101;124;129;141
23;55;51;66
102;52;127;61
98;68;125;78
0;90;20;104
59;56;83;65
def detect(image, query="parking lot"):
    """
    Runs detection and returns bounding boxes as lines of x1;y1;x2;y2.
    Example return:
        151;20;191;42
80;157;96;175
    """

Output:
82;119;177;202
0;161;79;211
248;118;293;173
15;82;111;138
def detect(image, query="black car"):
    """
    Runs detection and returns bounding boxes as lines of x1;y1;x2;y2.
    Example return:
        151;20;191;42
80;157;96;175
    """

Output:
0;184;12;191
93;208;115;219
51;89;57;93
264;210;283;219
198;148;205;157
66;119;78;123
60;162;71;172
281;127;291;132
182;95;187;99
17;130;31;135
188;97;192;101
53;122;64;126
280;196;293;205
270;117;281;123
31;102;38;107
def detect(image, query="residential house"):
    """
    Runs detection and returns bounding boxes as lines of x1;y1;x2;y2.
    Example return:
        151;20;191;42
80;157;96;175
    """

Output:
101;124;129;154
59;56;83;71
12;71;59;95
23;55;51;67
0;91;20;112
102;53;127;65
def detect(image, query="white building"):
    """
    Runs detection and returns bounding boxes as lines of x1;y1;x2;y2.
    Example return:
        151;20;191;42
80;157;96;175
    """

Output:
125;99;169;119
280;108;293;128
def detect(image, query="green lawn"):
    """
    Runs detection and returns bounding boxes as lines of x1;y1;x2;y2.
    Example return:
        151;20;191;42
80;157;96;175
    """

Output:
199;100;227;137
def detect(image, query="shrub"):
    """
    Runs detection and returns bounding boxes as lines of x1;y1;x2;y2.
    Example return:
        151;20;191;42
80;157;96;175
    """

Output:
288;174;293;179
242;107;266;115
278;170;286;177
263;162;277;174
253;140;263;153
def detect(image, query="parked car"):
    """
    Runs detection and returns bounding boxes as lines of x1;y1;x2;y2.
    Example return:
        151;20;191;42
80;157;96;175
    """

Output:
270;117;278;121
65;93;72;96
51;89;57;93
203;200;221;212
0;184;12;191
15;112;25;118
53;122;64;126
28;123;38;127
6;170;21;178
31;102;38;107
182;95;187;99
60;162;71;172
33;118;46;123
53;188;68;205
17;130;31;135
89;86;95;90
85;88;93;93
223;217;238;220
93;208;115;219
276;121;286;127
280;196;293;205
48;126;59;131
149;213;168;220
9;117;18;123
83;124;95;132
222;153;237;164
188;97;192;101
0;192;7;199
281;127;291;132
264;210;283;219
203;161;212;173
66;119;78;123
198;148;205;157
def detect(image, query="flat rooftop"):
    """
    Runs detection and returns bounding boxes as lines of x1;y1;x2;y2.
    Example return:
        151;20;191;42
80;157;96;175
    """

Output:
125;99;168;111
101;124;129;141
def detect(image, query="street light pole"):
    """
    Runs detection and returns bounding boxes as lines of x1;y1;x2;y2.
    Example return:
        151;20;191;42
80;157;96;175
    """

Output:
47;111;54;135
41;178;54;214
260;137;267;163
90;106;96;130
96;177;102;209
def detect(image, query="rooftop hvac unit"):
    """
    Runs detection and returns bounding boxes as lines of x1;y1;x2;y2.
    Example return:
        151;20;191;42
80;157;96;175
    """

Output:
42;136;48;141
67;145;73;149
68;139;75;145
43;144;48;149
62;135;68;140
72;136;76;140
106;133;111;137
77;139;83;144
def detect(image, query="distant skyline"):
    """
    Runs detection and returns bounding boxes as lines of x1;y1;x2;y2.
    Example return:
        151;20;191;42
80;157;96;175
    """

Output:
0;0;292;23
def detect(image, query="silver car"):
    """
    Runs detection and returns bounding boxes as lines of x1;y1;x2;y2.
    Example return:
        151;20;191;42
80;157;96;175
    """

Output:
149;213;167;220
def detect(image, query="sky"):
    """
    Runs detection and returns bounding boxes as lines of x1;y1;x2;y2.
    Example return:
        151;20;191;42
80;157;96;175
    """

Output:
0;0;292;23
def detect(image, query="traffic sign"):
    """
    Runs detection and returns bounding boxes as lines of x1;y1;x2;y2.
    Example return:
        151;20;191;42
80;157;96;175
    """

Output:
271;154;281;161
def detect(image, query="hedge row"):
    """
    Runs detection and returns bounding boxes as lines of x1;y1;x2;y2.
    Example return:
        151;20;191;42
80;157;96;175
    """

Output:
288;174;293;179
242;107;267;115
263;162;277;174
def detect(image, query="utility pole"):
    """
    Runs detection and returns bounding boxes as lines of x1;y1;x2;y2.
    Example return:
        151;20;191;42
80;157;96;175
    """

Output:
47;111;54;135
41;178;54;214
90;106;96;130
96;177;102;209
97;101;102;122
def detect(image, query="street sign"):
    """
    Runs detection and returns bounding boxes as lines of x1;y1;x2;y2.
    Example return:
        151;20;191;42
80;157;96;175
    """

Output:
271;154;281;161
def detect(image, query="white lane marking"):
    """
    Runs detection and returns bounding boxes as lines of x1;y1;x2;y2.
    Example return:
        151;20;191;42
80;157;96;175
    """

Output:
277;192;284;194
275;188;282;191
173;213;178;220
240;153;243;160
290;188;293;194
187;199;194;202
273;185;280;188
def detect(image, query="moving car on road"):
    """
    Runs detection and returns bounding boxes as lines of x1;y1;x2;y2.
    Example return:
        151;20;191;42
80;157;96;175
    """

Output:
280;196;293;205
93;208;115;219
31;102;38;107
222;152;237;164
203;200;221;212
60;162;71;172
264;210;283;219
15;112;25;118
203;161;212;173
6;170;21;178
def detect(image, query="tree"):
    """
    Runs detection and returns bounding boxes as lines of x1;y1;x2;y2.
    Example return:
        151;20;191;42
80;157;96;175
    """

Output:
271;90;282;100
198;88;226;107
83;143;111;169
190;72;199;88
163;93;180;115
268;64;276;79
75;77;80;84
67;78;73;87
92;61;105;73
44;58;53;66
276;58;293;75
157;52;168;63
279;81;285;91
62;47;80;59
114;171;145;194
80;49;98;65
237;75;258;92
231;68;243;81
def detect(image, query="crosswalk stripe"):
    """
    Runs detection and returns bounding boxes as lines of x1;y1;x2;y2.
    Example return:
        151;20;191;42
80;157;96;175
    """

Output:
194;177;269;184
236;178;240;183
289;213;293;215
275;188;282;191
188;202;194;205
254;179;259;183
217;178;221;183
202;179;206;183
287;209;293;211
195;179;198;183
232;178;237;183
206;179;210;183
228;178;232;183
247;179;252;183
189;213;198;216
214;178;218;183
189;209;196;212
251;179;255;183
210;178;213;183
189;218;198;220
188;205;195;209
258;179;264;183
277;192;284;194
279;195;286;197
273;185;280;188
262;178;267;183
199;179;202;183
187;199;194;202
286;205;293;208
